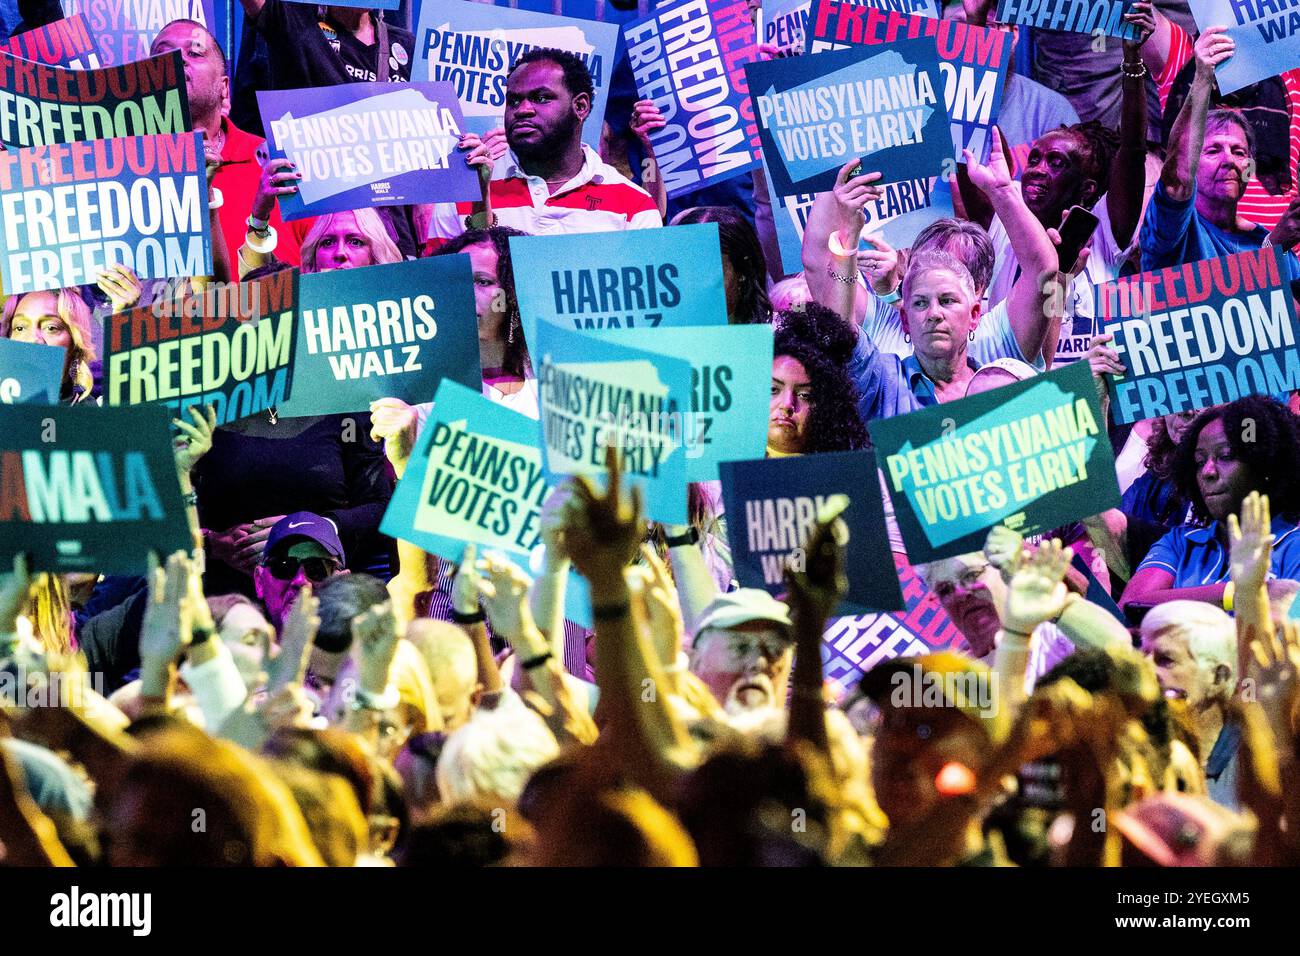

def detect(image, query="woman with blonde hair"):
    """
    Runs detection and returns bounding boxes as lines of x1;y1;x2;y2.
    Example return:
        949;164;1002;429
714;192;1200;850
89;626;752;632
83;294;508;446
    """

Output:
237;158;404;276
298;208;404;274
2;289;98;403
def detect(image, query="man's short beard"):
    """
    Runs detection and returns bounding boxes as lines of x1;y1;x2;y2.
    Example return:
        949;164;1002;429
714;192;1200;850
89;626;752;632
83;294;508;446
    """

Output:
509;116;580;162
189;89;224;128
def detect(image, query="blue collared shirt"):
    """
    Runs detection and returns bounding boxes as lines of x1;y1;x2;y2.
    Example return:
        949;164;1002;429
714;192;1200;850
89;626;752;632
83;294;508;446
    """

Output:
1205;722;1241;811
1136;516;1300;586
1140;179;1300;281
847;303;1029;422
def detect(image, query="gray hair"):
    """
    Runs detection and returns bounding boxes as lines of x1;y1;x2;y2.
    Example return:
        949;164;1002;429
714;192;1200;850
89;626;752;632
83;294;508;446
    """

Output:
435;695;559;805
1205;107;1255;157
901;248;978;307
912;217;996;295
1140;600;1236;685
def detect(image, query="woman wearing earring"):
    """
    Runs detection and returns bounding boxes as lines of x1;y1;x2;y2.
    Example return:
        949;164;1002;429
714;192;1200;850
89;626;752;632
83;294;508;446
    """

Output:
3;290;99;404
436;226;537;416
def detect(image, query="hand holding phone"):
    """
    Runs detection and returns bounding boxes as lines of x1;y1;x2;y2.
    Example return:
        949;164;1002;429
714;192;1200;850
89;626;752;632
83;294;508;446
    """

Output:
1055;205;1100;273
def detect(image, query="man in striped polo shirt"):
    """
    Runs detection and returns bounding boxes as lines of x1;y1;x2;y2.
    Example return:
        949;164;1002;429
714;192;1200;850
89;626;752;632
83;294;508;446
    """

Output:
432;48;662;242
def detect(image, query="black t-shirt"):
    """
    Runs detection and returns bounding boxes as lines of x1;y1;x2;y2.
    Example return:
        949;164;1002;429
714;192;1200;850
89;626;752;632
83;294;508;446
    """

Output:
193;413;396;598
254;0;414;90
78;590;147;695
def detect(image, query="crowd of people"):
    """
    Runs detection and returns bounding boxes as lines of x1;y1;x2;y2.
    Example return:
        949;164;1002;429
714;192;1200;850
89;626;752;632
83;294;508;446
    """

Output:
1;0;1300;869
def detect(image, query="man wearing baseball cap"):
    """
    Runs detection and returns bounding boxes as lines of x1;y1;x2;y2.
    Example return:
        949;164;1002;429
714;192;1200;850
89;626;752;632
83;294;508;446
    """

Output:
253;512;347;633
688;589;795;713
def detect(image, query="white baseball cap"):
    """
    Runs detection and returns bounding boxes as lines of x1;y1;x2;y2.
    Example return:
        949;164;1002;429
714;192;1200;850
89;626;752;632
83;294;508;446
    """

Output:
692;589;793;638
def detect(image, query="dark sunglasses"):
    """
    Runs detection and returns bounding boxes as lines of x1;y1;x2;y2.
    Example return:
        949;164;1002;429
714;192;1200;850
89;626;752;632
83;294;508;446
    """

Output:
264;555;338;582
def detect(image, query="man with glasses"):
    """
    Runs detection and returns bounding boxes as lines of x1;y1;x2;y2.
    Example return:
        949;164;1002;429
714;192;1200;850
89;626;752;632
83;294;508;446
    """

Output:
687;589;795;715
918;536;1130;692
254;512;347;633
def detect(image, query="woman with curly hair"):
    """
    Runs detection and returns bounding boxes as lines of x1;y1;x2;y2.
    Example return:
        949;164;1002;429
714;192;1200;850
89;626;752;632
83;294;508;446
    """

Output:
2;290;98;403
1119;411;1202;528
769;303;870;455
1120;395;1300;612
661;304;869;637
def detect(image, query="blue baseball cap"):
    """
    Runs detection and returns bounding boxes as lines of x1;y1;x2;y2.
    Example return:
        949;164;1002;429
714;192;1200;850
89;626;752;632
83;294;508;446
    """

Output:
263;512;346;564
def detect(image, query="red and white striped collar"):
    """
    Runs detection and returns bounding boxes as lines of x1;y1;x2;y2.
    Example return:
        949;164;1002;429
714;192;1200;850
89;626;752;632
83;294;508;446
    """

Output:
498;144;608;195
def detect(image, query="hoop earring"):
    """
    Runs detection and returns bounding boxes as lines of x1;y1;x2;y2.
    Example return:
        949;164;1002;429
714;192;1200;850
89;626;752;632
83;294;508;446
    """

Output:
969;330;976;342
903;333;911;345
66;355;82;401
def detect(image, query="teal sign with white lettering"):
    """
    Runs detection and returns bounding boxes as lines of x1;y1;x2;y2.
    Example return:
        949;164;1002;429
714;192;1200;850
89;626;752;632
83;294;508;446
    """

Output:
870;362;1120;563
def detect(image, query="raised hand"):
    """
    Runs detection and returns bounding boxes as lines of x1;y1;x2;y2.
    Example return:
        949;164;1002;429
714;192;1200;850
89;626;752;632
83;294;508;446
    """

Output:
963;126;1014;197
631;99;667;143
458;130;504;218
857;234;901;294
830;158;884;241
984;525;1026;582
784;495;850;623
562;446;646;592
96;264;143;314
1193;25;1234;82
1002;539;1074;635
139;550;197;667
369;397;419;474
1229;491;1273;597
252;158;299;221
1245;617;1300;745
1122;1;1156;48
536;482;574;571
351;600;399;696
0;553;31;639
634;543;685;666
269;583;318;694
1084;333;1126;405
476;549;534;644
451;542;487;617
172;403;218;475
458;129;506;171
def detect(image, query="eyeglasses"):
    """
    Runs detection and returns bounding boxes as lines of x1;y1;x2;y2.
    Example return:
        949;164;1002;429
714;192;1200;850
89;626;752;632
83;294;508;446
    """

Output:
264;555;338;582
930;564;991;599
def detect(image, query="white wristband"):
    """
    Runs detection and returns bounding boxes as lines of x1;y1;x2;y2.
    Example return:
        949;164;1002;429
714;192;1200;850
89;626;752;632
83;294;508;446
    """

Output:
245;224;278;254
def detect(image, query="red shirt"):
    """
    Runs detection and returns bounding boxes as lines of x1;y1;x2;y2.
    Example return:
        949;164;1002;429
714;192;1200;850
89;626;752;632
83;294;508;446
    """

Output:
215;118;301;268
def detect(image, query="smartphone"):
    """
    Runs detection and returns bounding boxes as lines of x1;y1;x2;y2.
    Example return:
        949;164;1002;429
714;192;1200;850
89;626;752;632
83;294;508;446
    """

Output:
1055;205;1100;272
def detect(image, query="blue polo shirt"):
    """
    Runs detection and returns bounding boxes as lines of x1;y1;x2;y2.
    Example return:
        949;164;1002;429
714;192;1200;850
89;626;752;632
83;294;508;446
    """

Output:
1205;722;1241;811
1139;179;1300;280
847;302;1029;422
1135;517;1300;586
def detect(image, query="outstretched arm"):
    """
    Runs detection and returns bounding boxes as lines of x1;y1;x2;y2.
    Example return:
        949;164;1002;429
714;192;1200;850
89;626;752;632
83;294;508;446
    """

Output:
784;497;851;759
1110;34;1152;249
802;159;884;325
564;450;696;801
1162;27;1234;201
966;127;1058;362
